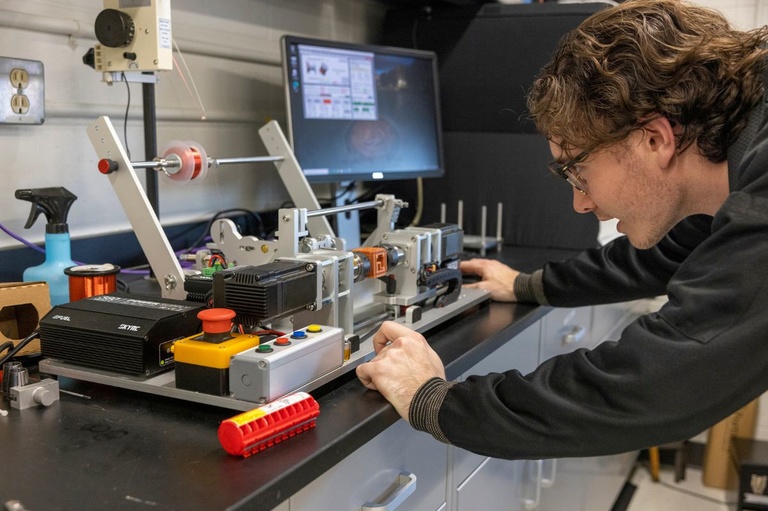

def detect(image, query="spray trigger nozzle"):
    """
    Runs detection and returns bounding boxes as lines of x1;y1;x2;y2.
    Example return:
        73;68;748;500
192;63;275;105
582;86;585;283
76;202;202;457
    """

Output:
15;187;77;235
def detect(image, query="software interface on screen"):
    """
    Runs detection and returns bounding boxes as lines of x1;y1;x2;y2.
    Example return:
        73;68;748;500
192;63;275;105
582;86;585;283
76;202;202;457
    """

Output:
283;37;444;183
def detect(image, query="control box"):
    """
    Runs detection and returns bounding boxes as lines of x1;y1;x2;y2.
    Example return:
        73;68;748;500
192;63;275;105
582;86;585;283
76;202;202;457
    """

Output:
93;0;172;72
229;325;343;404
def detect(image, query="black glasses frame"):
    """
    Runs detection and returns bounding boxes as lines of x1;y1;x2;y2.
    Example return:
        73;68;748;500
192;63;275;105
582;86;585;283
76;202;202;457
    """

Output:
547;150;590;194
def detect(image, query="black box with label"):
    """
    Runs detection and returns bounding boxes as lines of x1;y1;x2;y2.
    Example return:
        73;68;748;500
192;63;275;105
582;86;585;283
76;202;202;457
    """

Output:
733;438;768;510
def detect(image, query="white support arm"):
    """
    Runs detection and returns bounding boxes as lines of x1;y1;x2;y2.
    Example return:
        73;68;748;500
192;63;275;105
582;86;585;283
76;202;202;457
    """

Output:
258;121;341;247
87;116;187;300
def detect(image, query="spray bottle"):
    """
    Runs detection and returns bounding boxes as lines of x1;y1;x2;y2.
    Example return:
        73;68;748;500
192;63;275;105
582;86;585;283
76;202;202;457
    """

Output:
15;187;78;306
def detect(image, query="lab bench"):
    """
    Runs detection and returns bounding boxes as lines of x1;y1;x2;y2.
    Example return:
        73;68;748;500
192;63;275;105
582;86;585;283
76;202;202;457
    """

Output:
0;247;651;510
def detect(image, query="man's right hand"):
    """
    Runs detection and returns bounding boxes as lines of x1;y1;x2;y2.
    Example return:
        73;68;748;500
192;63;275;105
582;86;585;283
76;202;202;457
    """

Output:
459;258;521;302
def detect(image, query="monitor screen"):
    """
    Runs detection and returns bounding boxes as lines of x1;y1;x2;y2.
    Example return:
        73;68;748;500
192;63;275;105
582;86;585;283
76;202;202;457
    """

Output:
282;35;445;183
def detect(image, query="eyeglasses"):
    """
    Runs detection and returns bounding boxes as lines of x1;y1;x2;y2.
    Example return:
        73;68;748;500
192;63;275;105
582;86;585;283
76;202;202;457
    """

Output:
547;150;590;195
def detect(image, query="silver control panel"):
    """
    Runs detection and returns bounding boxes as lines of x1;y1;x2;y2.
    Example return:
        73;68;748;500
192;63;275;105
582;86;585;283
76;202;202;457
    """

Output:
229;325;344;404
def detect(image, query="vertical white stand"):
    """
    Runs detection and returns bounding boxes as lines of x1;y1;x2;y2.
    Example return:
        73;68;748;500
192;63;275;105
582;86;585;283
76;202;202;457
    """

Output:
87;116;187;300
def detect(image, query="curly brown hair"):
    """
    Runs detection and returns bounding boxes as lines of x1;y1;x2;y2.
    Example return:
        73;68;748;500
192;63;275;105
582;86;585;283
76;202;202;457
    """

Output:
527;0;768;162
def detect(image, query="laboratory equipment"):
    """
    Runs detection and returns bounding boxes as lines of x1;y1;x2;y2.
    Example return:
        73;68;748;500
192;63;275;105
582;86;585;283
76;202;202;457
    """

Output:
90;0;172;73
38;116;489;411
39;293;204;376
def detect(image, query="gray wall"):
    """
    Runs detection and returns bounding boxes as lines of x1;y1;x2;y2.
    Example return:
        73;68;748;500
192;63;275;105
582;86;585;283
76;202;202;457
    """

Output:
0;0;385;249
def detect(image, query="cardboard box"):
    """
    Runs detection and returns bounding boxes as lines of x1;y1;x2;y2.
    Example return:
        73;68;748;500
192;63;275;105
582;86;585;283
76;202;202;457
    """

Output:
0;282;51;356
703;398;760;489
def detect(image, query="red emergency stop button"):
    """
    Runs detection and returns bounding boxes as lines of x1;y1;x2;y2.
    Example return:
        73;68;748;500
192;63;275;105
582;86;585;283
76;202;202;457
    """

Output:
198;308;236;334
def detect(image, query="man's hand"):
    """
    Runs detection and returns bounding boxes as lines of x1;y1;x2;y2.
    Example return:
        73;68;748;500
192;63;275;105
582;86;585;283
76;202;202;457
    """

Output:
356;321;446;422
460;258;521;302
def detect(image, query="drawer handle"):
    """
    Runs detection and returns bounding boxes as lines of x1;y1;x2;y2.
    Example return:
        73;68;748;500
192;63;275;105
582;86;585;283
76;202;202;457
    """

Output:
541;458;557;488
522;459;543;510
361;471;418;511
561;325;586;345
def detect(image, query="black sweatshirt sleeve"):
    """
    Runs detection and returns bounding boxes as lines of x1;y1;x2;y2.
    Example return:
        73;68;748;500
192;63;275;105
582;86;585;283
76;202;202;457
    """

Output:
541;214;713;307
411;193;768;460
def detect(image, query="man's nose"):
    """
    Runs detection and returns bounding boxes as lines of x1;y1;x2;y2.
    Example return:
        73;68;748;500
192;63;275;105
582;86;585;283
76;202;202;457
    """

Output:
573;187;597;214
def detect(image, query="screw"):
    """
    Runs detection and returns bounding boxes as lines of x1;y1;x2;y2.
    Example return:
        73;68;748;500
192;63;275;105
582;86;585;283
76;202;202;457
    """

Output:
305;263;315;272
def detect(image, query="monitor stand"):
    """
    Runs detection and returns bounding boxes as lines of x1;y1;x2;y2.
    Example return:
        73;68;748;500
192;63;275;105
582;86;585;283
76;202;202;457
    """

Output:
332;181;361;249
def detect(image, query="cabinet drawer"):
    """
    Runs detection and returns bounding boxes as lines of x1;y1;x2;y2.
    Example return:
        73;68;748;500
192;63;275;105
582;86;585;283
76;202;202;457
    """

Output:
456;457;543;511
540;307;592;363
291;420;448;511
451;321;541;502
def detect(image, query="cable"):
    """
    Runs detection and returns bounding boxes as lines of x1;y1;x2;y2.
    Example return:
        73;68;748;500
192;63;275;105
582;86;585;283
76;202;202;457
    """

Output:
0;341;14;356
408;177;424;227
172;39;207;121
0;330;40;366
121;72;132;160
0;220;45;254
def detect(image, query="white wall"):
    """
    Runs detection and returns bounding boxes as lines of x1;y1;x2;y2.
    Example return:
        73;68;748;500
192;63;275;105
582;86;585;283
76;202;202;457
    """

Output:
598;0;767;246
2;0;763;252
0;0;385;249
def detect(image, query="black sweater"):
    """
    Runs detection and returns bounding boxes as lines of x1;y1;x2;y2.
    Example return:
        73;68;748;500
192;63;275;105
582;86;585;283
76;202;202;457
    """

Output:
409;89;768;460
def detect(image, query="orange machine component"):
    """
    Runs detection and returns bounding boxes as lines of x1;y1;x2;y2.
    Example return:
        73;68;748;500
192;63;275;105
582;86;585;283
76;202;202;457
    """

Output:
352;246;388;279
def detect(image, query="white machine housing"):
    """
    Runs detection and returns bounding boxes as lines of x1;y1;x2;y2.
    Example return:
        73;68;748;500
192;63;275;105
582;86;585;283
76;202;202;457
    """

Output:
93;0;172;72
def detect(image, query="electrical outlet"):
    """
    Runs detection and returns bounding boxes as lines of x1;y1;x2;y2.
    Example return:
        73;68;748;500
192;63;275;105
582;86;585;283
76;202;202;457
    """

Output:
11;94;30;114
10;68;29;89
0;57;44;125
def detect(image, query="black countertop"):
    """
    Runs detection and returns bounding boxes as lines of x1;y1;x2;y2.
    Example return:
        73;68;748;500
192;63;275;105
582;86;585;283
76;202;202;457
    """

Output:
0;246;580;510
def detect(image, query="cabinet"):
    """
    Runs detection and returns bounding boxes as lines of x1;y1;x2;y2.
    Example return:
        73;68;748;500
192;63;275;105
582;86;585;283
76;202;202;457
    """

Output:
450;321;542;511
537;300;661;511
290;419;449;511
284;300;657;511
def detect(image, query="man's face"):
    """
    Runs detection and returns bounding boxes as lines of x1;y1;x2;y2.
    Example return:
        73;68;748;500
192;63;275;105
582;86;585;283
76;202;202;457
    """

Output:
548;134;685;249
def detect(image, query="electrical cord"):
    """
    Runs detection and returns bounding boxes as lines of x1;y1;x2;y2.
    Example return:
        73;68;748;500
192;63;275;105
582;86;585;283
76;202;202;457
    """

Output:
0;220;45;254
121;72;132;160
0;342;14;357
0;330;40;367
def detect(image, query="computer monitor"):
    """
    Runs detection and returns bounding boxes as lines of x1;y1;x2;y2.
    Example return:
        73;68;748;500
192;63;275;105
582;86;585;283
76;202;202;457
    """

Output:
281;35;445;184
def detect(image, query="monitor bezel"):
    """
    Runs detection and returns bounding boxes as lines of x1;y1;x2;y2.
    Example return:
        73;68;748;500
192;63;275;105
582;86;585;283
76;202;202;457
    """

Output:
281;34;445;183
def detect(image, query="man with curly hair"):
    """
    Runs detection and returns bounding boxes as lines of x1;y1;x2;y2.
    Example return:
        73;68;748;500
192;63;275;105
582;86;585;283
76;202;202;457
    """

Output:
356;0;768;459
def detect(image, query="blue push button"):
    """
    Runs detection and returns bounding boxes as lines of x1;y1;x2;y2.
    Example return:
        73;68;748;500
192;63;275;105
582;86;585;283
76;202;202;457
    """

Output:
291;330;307;340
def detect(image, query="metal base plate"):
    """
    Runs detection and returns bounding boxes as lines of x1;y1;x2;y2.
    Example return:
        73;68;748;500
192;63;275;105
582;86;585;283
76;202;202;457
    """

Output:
40;288;490;411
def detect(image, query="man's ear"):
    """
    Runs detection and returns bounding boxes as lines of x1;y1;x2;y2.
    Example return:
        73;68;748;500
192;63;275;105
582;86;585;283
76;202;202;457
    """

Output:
640;116;677;169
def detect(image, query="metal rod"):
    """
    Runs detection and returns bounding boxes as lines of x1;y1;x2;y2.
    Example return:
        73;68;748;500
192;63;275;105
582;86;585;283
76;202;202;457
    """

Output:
142;76;159;217
130;158;180;170
306;200;382;218
130;155;285;171
210;156;284;166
